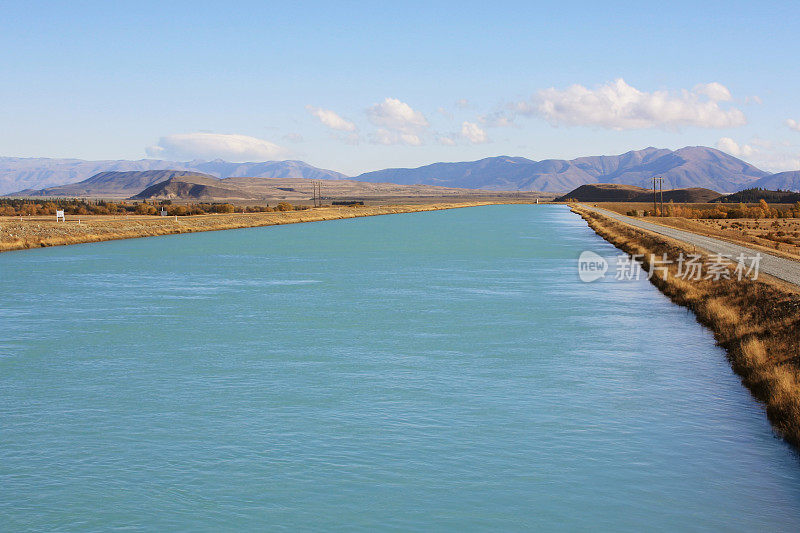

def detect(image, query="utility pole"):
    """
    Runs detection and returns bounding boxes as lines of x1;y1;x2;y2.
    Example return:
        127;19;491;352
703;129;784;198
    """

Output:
313;180;321;207
652;176;657;215
312;180;318;207
651;176;664;216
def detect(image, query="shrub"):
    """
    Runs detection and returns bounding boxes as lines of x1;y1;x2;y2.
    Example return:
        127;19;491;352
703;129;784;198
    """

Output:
213;203;235;214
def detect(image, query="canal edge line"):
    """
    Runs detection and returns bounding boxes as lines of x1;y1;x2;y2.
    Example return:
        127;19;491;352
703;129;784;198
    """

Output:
571;204;800;448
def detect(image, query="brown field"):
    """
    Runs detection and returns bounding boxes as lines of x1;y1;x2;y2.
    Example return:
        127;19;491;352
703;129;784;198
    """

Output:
592;202;800;261
589;201;722;215
573;206;800;447
214;178;553;205
9;176;554;204
0;201;506;253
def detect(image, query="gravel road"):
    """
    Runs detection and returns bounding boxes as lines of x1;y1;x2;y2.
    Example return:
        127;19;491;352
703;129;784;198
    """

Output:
582;205;800;287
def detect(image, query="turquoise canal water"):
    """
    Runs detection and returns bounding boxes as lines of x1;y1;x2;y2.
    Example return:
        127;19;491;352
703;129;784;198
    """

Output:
1;205;799;531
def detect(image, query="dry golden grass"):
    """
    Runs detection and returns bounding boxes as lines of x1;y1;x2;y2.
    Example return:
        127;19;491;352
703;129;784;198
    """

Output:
0;202;501;253
704;298;740;327
590;201;722;214
740;337;769;369
573;205;800;447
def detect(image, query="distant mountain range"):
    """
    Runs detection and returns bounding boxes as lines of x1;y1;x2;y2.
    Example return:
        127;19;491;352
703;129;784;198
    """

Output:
3;146;800;196
15;170;220;198
748;170;800;192
354;147;774;193
0;157;346;195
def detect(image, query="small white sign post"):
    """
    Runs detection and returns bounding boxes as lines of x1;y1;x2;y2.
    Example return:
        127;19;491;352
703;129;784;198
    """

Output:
56;210;65;222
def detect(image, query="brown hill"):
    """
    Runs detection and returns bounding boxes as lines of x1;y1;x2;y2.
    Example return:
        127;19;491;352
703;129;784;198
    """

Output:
557;183;723;203
12;170;219;198
131;176;259;201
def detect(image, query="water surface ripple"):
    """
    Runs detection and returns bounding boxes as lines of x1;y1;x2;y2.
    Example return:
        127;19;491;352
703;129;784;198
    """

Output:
1;205;798;531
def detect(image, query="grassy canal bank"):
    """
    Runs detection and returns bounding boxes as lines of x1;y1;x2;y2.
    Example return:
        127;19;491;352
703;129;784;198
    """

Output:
573;205;800;447
0;202;499;253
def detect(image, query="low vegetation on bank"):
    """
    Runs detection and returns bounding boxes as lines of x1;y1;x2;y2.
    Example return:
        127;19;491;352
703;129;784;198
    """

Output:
0;202;495;253
626;199;800;219
574;206;800;447
0;198;311;217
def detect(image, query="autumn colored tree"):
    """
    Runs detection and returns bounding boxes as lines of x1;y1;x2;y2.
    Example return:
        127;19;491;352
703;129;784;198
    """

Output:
135;203;156;215
213;203;235;213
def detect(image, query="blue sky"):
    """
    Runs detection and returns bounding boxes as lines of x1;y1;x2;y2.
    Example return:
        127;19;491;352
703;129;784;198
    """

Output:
2;0;799;175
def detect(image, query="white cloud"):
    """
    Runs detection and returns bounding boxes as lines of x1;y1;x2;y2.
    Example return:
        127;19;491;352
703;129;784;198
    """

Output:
364;98;429;145
517;78;746;130
757;153;800;171
749;148;800;172
694;82;733;102
786;119;800;132
146;133;288;161
461;121;488;144
305;105;356;132
370;128;422;146
438;136;456;146
371;129;394;145
400;133;422;146
366;98;429;134
456;98;470;109
716;136;800;172
716;137;754;157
